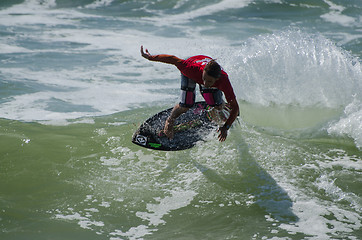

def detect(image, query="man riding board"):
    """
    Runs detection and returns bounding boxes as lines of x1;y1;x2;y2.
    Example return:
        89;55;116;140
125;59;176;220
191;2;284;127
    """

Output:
140;46;239;142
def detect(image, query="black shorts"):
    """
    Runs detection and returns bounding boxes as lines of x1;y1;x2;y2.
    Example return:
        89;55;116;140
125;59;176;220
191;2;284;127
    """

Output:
179;74;223;108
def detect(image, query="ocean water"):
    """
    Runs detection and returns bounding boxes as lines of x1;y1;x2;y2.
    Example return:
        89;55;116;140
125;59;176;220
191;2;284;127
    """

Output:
0;0;361;239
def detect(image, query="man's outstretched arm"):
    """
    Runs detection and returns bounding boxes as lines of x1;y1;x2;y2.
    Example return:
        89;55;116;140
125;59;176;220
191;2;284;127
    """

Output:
141;46;183;65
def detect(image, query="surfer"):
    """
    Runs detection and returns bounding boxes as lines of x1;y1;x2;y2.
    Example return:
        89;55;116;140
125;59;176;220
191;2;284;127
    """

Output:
140;46;239;142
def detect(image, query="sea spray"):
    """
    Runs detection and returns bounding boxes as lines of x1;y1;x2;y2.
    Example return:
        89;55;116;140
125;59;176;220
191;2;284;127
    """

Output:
222;29;362;146
226;29;361;108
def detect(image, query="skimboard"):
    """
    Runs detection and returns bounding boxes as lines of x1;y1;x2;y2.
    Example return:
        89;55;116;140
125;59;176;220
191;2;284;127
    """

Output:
132;101;231;151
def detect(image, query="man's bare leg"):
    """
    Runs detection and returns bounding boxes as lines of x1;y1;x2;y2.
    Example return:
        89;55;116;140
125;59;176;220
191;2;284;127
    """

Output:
163;104;189;139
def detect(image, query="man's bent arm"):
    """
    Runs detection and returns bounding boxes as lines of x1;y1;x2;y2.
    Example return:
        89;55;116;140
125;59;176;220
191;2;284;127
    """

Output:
218;98;239;141
224;99;239;128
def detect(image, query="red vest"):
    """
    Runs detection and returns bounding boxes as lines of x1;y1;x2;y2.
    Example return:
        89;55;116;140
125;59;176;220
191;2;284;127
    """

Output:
176;55;236;102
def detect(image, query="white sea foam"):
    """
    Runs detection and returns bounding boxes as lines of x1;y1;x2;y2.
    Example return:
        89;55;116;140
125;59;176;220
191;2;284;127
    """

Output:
317;149;362;171
328;99;362;149
136;189;197;226
0;0;89;27
0;43;31;54
0;26;180;123
55;211;105;230
251;134;362;238
279;198;361;239
110;225;153;240
0;23;223;123
321;0;356;27
0;82;173;123
141;0;251;25
83;0;115;9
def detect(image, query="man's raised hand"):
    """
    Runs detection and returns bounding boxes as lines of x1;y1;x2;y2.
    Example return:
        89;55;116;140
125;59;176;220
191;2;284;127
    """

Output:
141;45;152;60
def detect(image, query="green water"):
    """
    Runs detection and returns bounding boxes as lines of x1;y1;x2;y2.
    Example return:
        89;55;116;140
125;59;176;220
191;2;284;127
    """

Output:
1;105;361;239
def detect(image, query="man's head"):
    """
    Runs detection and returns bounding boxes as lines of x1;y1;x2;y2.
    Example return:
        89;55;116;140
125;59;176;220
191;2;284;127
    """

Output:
203;60;221;87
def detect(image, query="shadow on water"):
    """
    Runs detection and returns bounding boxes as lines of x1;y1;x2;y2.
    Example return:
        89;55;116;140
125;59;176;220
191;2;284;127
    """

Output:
192;124;299;223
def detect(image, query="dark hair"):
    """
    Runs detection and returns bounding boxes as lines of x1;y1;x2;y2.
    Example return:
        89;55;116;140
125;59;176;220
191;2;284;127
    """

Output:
204;59;221;78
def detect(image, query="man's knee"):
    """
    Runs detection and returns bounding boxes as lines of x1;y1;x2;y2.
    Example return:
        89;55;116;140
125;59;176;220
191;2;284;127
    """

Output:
200;87;223;107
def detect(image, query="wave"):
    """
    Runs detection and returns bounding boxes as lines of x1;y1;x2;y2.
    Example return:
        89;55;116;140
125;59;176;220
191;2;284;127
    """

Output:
220;29;362;148
226;29;361;108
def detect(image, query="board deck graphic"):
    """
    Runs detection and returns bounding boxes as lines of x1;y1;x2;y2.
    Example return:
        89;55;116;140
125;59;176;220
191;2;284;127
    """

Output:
132;102;230;151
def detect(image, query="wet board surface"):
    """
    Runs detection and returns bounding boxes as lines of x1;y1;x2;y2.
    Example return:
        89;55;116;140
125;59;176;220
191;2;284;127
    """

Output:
132;102;229;151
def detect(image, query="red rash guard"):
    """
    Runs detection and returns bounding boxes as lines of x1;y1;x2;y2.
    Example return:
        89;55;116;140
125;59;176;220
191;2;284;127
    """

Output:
148;54;237;103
